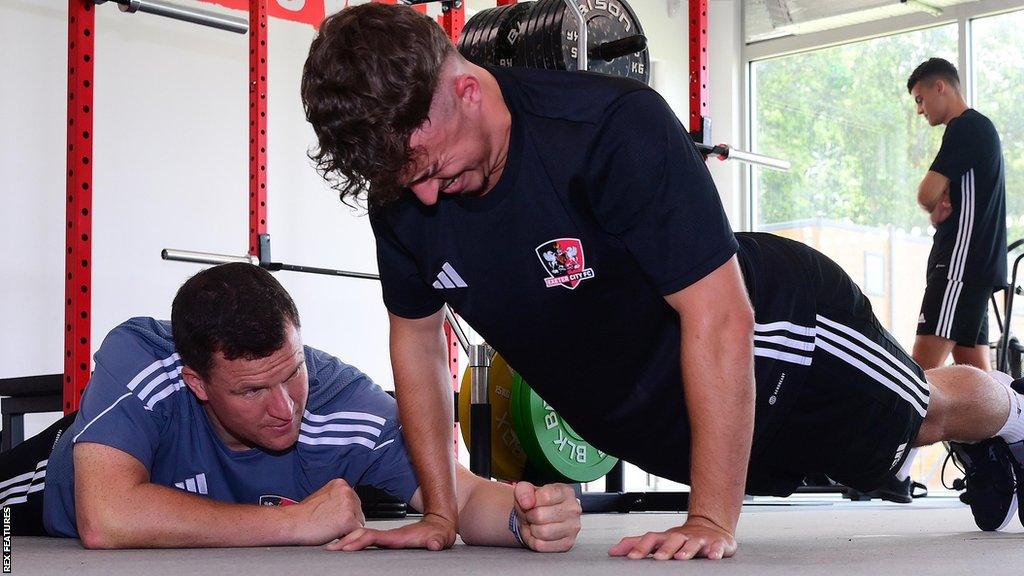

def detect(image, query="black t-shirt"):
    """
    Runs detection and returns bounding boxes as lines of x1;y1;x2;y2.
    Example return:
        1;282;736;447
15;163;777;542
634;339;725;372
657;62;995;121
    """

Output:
928;108;1007;287
370;66;738;477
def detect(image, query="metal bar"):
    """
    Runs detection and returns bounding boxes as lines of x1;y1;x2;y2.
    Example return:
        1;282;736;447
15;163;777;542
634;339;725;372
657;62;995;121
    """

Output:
0;374;63;397
161;248;259;266
0;395;64;451
719;147;791;171
562;0;588;73
249;0;269;256
443;306;471;354
97;0;248;33
688;0;708;136
468;344;492;478
66;0;95;415
266;262;380;280
695;143;791;172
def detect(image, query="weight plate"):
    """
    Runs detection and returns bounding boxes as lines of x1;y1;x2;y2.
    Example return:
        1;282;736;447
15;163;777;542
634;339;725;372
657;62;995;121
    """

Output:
539;0;563;71
516;0;548;69
481;5;508;67
458;353;527;481
511;372;619;483
471;7;498;65
493;2;532;68
555;0;650;84
457;7;491;66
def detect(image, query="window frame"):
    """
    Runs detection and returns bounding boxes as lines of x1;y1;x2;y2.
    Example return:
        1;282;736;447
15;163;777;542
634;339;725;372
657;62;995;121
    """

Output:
740;0;1024;231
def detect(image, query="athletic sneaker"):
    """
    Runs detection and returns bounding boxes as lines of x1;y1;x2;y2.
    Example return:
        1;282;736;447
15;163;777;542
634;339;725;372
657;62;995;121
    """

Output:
1003;376;1024;527
948;438;1018;531
859;475;928;503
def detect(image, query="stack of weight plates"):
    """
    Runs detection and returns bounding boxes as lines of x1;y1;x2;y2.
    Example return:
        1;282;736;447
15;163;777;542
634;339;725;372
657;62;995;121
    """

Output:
459;353;618;483
457;0;650;85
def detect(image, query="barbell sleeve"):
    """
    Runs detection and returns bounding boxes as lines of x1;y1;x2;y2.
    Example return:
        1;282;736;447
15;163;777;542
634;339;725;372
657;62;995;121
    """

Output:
589;35;648;62
695;143;792;172
96;0;249;34
161;248;258;266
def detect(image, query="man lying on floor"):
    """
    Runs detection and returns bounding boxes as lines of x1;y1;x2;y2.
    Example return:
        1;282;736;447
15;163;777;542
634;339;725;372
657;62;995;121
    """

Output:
0;263;581;551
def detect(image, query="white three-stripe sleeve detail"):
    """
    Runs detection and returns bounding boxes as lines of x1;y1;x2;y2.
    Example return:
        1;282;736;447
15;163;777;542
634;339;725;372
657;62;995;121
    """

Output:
72;392;134;442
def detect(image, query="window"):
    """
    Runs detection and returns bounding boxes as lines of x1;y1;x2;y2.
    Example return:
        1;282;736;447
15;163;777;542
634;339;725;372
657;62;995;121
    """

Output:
751;24;957;348
972;9;1024;340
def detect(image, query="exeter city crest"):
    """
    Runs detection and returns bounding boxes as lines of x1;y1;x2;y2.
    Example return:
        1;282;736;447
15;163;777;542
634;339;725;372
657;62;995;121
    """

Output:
535;238;595;290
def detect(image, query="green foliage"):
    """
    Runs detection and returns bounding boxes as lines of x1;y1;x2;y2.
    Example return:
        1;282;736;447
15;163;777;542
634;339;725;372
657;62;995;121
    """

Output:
974;10;1024;243
753;24;957;231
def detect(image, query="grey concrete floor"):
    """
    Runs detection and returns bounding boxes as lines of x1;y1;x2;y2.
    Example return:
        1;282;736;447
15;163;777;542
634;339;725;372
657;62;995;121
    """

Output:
8;497;1024;575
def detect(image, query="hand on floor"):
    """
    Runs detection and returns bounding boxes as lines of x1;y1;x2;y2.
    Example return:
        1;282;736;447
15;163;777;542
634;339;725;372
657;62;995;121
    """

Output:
608;516;737;560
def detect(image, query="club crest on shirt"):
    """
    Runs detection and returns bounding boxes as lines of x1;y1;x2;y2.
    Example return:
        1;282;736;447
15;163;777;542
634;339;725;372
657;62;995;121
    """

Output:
535;238;595;290
259;495;298;506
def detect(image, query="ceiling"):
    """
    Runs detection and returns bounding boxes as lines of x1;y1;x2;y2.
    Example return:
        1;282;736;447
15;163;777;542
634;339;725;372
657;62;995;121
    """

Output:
745;0;982;43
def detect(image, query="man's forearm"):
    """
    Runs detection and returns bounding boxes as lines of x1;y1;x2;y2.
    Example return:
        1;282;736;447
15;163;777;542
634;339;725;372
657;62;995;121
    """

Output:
682;316;755;533
78;484;303;548
454;472;518;547
389;316;459;523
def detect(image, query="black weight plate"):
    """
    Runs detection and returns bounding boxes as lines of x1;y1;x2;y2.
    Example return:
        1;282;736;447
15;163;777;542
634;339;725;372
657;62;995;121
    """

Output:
536;0;561;70
456;9;487;65
515;0;544;69
530;0;558;69
481;5;508;66
468;7;499;65
470;7;498;65
493;2;533;68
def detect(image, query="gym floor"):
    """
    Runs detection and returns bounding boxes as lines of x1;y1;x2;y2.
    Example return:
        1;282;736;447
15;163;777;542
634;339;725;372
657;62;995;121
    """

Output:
10;496;1024;575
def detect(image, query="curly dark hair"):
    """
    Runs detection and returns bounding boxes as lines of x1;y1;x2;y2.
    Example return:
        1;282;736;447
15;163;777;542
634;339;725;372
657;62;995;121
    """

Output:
171;263;301;379
907;57;960;94
301;3;453;207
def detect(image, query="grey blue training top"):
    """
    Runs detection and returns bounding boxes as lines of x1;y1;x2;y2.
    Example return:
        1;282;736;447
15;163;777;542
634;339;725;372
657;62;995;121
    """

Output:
43;317;418;537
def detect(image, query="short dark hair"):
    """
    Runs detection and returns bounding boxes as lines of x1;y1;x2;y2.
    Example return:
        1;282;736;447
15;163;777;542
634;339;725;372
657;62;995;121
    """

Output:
171;263;301;378
301;3;454;207
907;57;960;94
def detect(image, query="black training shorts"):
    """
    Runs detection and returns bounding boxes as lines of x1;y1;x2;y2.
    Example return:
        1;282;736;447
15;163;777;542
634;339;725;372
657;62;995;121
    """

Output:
738;233;928;496
917;271;994;347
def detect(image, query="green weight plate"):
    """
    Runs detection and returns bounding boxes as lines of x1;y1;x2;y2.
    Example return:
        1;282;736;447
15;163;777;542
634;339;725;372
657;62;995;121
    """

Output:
510;372;618;483
458;353;527;481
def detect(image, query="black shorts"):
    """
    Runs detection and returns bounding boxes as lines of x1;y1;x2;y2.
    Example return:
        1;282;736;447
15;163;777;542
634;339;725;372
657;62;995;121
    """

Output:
917;274;993;347
737;233;928;496
0;411;76;536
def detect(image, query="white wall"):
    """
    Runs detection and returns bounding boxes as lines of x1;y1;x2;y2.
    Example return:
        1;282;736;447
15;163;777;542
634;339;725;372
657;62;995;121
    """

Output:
1;0;742;451
1;0;392;435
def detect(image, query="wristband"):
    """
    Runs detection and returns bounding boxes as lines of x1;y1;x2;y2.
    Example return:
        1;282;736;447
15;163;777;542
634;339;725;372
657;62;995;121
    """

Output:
507;508;527;548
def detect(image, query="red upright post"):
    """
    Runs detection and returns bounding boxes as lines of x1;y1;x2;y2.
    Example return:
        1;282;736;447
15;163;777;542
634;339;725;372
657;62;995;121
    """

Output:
439;1;465;43
688;0;709;139
65;0;96;414
249;0;269;258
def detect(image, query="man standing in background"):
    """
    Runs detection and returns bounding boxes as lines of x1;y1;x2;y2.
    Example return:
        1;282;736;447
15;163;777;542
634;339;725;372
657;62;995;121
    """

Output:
909;57;1008;371
901;57;1009;506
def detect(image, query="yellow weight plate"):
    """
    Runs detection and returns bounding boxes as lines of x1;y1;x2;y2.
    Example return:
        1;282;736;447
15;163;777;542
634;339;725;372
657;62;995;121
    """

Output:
458;354;527;481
